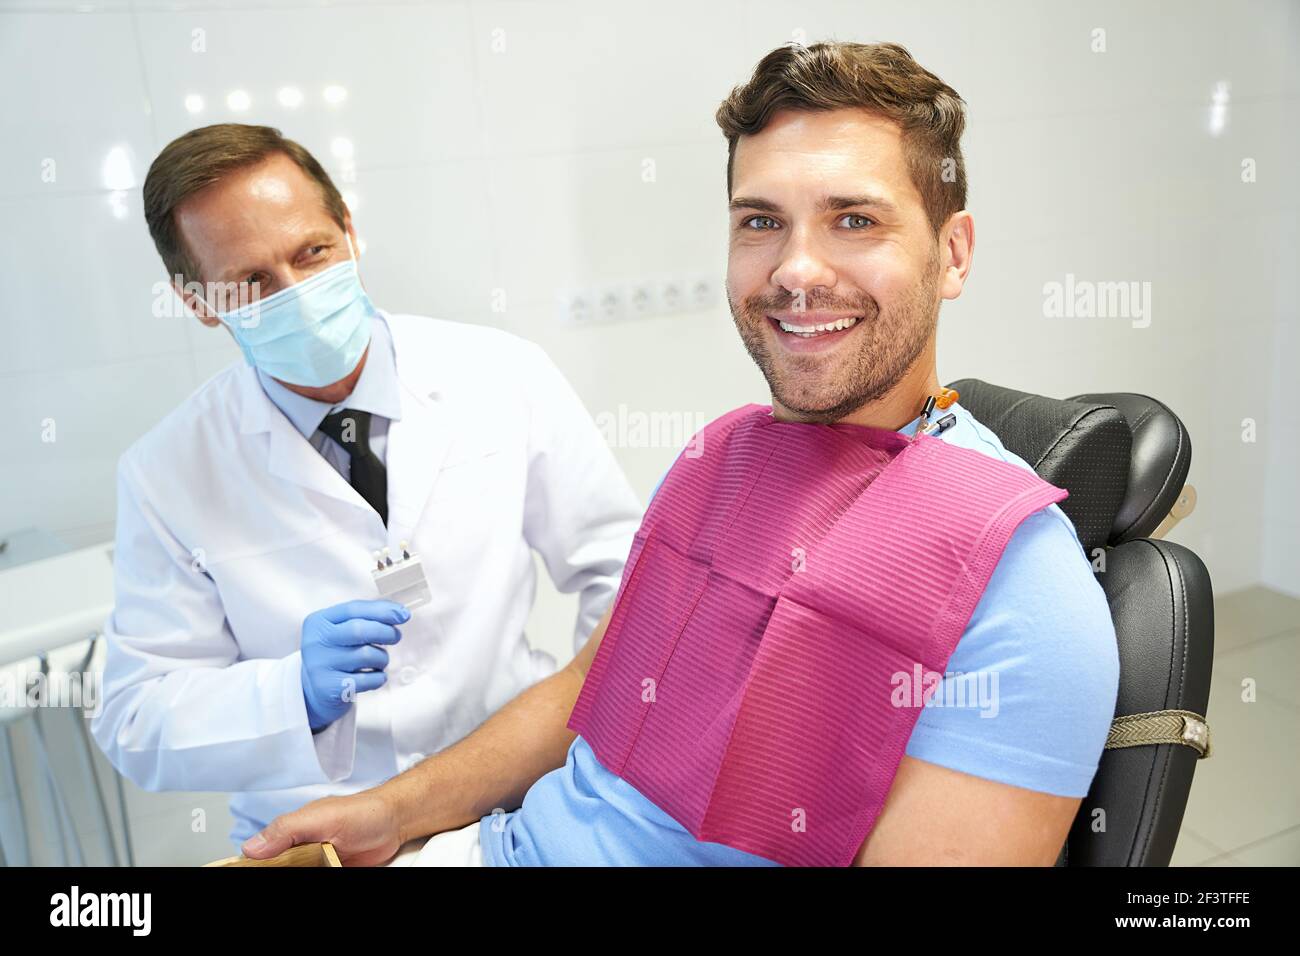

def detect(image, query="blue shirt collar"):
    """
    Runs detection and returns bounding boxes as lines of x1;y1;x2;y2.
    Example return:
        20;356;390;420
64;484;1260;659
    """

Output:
257;313;403;439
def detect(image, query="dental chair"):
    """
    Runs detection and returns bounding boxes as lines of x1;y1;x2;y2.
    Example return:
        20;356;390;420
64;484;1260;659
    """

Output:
947;379;1213;867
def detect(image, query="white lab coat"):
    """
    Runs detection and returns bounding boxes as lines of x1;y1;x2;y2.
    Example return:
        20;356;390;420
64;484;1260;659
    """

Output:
92;312;642;842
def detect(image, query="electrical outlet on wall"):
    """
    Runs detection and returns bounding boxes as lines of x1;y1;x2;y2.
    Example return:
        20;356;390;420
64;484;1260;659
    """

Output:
658;278;685;314
686;273;717;310
558;288;594;324
592;284;626;322
558;273;721;325
625;281;658;317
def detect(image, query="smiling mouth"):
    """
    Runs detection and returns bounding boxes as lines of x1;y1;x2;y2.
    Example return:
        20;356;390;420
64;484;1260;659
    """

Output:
768;315;860;339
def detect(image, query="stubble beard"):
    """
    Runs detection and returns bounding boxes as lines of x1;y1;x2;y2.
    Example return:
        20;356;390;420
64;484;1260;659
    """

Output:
729;259;941;425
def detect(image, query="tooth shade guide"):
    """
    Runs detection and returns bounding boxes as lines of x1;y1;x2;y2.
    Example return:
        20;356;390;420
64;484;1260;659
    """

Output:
371;546;432;610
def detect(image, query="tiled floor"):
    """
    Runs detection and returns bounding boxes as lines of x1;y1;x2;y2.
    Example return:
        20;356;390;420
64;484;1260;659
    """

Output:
1169;586;1300;866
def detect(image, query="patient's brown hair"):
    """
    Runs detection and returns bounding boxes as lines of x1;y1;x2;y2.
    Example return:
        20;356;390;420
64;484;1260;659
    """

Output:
715;41;968;235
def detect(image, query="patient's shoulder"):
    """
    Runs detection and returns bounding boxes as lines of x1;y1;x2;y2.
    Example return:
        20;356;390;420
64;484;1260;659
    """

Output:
905;506;1120;797
961;504;1116;684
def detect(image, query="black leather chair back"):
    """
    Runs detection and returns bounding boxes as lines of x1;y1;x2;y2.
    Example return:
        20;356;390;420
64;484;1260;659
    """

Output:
948;379;1214;866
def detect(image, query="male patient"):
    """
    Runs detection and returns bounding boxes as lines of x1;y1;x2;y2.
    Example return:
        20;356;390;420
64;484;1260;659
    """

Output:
244;41;1120;867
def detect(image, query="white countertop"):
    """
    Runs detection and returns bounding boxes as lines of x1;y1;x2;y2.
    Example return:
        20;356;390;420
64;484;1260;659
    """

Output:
0;541;115;667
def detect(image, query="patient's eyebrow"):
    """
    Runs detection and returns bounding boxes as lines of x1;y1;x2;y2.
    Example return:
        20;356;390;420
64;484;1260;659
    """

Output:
819;194;899;215
729;196;781;213
728;194;900;216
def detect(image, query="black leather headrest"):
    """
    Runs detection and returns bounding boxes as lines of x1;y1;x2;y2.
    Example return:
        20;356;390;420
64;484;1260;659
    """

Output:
1065;392;1192;543
945;379;1130;553
947;379;1193;550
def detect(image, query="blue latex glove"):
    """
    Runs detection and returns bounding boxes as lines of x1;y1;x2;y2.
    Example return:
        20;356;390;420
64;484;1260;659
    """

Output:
300;600;409;732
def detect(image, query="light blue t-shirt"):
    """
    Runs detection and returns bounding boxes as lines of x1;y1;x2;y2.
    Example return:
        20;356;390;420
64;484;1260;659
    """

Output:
479;402;1120;865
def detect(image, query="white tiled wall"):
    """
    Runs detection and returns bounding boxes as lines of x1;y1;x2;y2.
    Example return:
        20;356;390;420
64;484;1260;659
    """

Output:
1;0;1297;865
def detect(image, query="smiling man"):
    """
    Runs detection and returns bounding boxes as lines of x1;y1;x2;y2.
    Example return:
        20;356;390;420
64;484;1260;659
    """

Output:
726;104;947;429
246;41;1120;867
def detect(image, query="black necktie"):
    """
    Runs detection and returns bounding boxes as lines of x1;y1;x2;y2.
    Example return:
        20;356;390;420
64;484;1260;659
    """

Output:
318;408;388;526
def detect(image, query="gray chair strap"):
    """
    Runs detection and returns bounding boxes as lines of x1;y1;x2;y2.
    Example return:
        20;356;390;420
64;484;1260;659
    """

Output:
1105;709;1212;758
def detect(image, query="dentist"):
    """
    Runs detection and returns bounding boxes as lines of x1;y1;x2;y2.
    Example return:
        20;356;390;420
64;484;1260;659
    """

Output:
91;123;641;845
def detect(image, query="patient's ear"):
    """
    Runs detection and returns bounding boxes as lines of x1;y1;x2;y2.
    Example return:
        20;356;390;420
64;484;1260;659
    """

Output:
939;211;974;301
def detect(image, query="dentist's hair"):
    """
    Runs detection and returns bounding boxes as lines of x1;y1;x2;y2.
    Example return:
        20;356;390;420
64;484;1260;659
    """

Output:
143;123;348;284
716;41;967;235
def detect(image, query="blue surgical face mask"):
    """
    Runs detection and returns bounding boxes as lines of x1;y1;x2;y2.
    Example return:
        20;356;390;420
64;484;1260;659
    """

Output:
201;237;376;387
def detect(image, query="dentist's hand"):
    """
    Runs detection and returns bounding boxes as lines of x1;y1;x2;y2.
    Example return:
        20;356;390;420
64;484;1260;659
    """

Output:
242;788;403;867
300;600;408;731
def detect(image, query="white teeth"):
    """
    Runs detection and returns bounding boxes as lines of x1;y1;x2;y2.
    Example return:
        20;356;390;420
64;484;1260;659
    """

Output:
777;316;859;335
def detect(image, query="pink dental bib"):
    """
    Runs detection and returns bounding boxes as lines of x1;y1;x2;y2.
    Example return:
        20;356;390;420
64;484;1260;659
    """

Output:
568;404;1068;866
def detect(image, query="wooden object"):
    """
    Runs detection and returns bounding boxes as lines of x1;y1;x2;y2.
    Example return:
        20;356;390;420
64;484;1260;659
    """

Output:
204;841;342;867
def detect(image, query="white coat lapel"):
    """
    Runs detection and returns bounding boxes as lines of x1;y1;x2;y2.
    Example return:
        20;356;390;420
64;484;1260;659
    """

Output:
235;364;376;515
384;316;454;538
386;382;453;538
